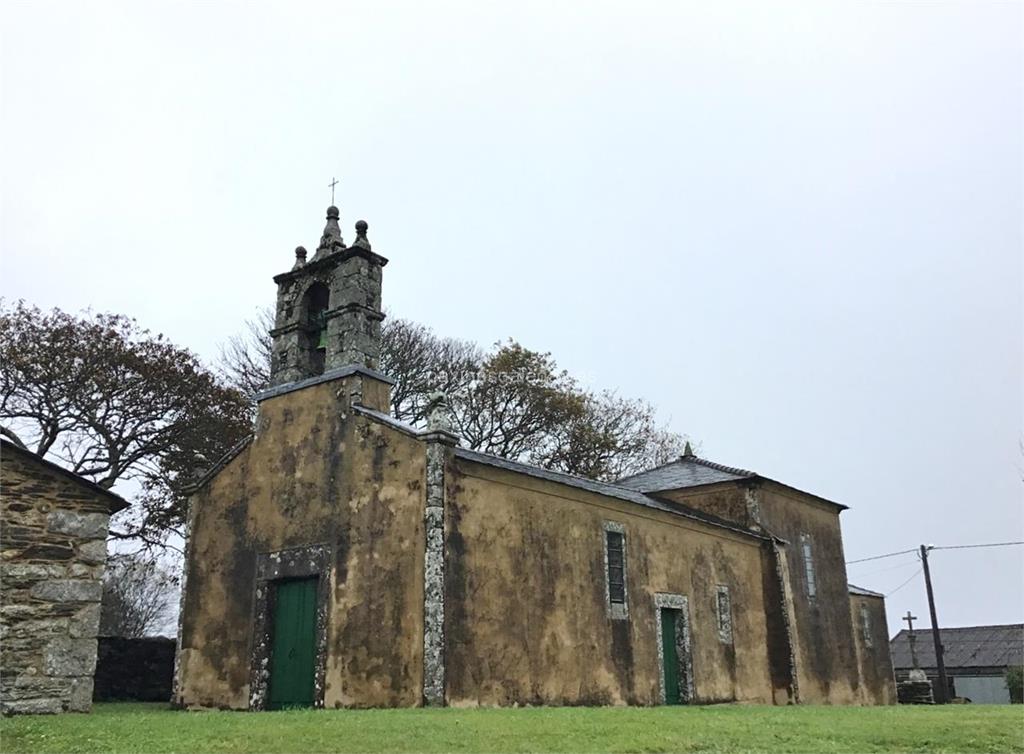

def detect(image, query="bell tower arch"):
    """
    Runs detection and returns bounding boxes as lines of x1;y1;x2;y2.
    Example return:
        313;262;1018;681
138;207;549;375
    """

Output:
268;205;388;387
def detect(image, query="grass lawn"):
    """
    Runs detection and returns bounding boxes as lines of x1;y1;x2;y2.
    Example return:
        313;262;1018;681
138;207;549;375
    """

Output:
1;702;1022;754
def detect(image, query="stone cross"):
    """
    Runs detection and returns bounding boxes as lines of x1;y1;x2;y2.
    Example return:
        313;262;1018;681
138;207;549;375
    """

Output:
904;611;920;668
328;177;339;205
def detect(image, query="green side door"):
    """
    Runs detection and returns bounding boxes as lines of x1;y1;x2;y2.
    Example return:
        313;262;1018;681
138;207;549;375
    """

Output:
268;577;318;710
661;608;681;705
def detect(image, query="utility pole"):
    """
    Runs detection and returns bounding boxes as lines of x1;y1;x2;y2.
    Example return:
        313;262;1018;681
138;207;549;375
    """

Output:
920;544;949;703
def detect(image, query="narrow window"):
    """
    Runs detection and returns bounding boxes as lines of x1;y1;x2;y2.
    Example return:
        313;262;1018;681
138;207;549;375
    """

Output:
860;604;873;647
716;586;733;644
606;531;625;604
800;534;816;599
603;522;628;619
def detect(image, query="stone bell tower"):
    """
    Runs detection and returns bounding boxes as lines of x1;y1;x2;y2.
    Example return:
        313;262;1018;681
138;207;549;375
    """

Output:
268;206;388;387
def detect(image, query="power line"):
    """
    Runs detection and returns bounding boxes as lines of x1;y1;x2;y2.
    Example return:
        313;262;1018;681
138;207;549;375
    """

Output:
847;549;921;565
847;540;1023;565
886;568;922;597
932;541;1023;551
852;557;921;578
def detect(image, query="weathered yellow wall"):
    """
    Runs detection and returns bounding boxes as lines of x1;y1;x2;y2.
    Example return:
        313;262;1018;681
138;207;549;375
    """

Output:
850;594;897;705
757;485;860;704
176;375;426;709
443;459;775;706
656;484;753;527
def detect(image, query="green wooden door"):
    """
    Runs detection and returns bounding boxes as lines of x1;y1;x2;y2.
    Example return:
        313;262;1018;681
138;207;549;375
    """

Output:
268;577;318;710
661;608;681;705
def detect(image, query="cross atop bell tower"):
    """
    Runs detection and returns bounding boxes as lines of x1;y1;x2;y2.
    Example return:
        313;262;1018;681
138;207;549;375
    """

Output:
267;205;388;388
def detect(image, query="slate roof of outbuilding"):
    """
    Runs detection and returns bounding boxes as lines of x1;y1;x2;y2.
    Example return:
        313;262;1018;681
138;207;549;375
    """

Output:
889;624;1023;670
848;583;885;598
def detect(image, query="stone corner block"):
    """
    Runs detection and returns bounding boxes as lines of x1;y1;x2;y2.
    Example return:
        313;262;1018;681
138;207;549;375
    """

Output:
77;539;108;565
43;638;98;677
47;510;109;539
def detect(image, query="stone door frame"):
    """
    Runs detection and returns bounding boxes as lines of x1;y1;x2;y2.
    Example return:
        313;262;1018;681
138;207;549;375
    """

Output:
654;592;695;704
248;544;331;710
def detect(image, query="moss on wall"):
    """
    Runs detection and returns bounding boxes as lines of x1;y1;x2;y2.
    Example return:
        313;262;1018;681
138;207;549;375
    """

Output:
849;594;896;705
443;459;775;707
176;375;426;710
756;485;860;704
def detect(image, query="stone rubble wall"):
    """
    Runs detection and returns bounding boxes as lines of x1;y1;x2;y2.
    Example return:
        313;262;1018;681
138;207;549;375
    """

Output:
1;450;113;714
94;637;175;702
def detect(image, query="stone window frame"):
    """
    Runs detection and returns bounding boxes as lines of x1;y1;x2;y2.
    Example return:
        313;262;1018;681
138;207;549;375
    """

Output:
654;592;694;704
248;544;331;711
859;604;873;648
715;585;733;645
799;533;817;600
602;521;629;620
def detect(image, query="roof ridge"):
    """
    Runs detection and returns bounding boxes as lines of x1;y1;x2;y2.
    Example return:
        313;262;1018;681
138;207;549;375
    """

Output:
690;455;757;477
616;453;756;484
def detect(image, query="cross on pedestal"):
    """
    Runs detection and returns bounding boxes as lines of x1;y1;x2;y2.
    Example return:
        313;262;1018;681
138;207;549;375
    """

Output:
903;611;918;632
328;177;339;205
904;610;920;668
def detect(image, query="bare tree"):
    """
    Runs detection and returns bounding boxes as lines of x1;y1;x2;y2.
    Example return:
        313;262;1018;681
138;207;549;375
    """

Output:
216;306;274;400
99;553;176;637
219;312;689;482
0;301;253;549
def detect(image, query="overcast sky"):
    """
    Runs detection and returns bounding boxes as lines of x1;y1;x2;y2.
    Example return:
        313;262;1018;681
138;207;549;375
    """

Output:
2;1;1021;637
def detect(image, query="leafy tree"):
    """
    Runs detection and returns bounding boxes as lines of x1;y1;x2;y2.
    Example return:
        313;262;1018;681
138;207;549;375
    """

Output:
99;552;176;637
219;309;686;481
0;301;253;549
1007;666;1023;704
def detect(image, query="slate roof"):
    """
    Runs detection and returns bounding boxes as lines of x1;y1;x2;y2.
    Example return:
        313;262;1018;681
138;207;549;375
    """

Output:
848;583;885;598
890;624;1023;671
617;455;756;491
616;454;848;511
452;447;765;541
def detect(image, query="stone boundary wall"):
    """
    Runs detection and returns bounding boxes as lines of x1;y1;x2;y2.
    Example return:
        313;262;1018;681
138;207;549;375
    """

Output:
1;447;116;714
94;637;175;702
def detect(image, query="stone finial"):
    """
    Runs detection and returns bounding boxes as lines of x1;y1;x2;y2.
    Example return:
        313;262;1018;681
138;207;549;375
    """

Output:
682;441;694;458
292;246;307;270
426;392;454;434
317;205;345;251
353;220;371;250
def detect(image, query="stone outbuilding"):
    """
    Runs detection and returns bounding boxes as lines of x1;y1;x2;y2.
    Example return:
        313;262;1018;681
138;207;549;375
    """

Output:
1;437;128;714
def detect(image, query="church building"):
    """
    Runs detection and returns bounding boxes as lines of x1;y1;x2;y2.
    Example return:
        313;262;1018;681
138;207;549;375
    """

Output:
172;206;896;709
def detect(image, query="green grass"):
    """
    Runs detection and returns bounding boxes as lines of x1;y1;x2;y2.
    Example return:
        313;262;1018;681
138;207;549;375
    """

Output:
1;702;1022;754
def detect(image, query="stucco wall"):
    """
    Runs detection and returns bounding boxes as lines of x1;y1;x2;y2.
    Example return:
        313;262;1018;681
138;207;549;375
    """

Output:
0;448;114;714
175;375;426;709
849;594;896;705
443;458;776;707
655;484;754;528
756;485;861;704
